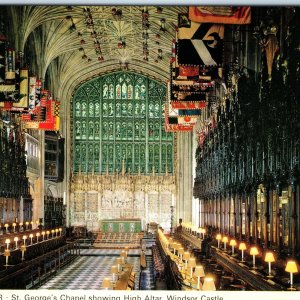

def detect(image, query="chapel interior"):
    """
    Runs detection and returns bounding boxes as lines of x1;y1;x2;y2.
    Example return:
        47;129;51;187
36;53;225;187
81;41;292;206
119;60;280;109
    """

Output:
0;5;300;291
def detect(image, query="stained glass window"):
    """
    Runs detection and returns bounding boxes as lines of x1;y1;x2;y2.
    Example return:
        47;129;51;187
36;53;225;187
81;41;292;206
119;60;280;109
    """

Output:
72;72;173;174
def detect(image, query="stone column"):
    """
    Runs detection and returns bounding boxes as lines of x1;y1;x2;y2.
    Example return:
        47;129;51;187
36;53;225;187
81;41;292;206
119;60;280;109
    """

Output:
69;192;74;226
19;196;24;223
176;131;193;224
98;192;101;230
27;130;45;226
145;193;149;225
39;131;45;224
84;192;87;225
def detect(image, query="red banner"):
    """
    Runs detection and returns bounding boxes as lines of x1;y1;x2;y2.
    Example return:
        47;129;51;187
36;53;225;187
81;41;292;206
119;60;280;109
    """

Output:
171;101;206;110
179;66;199;77
189;6;251;24
164;95;195;132
165;122;194;132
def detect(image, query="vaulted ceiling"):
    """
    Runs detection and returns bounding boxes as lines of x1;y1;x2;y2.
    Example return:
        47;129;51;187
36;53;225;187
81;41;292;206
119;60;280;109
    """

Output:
4;6;187;102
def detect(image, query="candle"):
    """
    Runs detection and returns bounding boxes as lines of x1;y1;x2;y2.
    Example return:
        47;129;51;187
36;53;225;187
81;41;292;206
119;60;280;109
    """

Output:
116;257;122;272
5;238;10;250
21;245;26;261
14;237;19;249
222;236;228;251
29;233;34;245
4;249;10;267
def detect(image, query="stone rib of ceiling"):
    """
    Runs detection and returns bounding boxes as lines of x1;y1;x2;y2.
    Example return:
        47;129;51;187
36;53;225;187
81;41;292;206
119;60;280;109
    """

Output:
1;5;189;112
16;5;188;95
4;5;188;116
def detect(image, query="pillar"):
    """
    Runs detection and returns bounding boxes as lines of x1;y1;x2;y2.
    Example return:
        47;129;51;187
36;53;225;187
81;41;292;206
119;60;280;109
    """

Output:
176;132;193;223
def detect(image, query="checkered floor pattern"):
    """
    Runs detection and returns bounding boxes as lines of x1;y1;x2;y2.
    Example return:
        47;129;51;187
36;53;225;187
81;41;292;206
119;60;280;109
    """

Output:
39;251;141;290
80;248;151;256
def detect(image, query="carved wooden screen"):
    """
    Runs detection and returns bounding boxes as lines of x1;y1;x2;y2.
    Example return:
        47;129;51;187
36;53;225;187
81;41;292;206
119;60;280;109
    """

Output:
72;72;173;174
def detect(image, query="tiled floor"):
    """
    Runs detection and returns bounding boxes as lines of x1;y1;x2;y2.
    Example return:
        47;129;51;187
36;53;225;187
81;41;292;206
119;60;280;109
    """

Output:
39;249;141;290
79;248;146;256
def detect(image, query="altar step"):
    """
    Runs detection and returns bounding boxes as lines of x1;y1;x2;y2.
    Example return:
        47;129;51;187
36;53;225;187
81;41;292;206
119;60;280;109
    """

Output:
93;232;144;249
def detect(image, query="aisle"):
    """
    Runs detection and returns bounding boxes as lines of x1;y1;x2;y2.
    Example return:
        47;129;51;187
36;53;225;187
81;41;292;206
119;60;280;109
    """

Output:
39;250;141;290
140;252;155;290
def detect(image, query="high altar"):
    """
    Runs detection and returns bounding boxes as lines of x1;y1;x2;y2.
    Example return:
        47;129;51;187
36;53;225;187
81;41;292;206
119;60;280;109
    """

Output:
101;218;142;233
69;163;175;232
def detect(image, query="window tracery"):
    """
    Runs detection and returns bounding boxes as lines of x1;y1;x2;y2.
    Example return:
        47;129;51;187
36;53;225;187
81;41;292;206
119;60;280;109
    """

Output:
73;72;173;174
